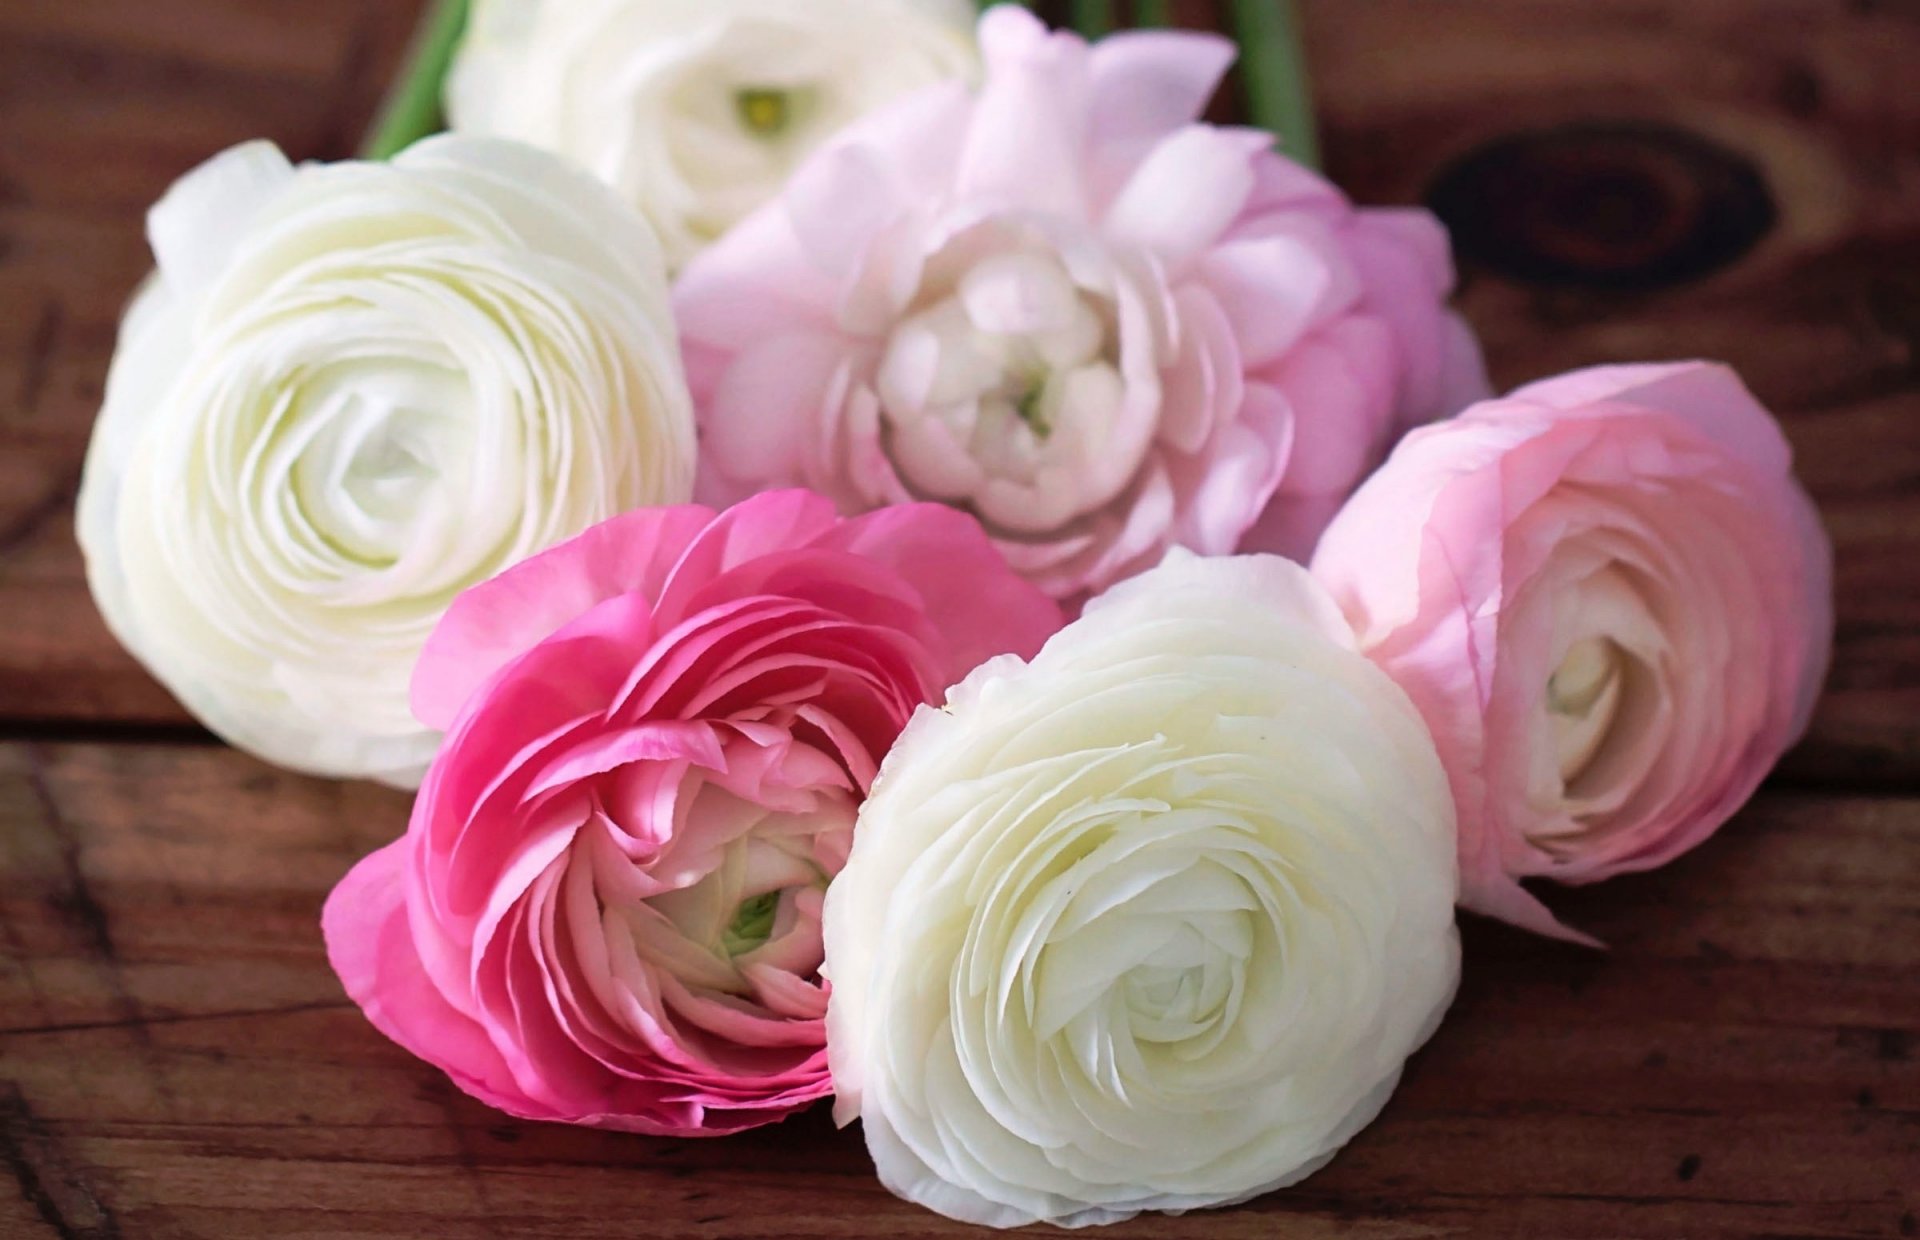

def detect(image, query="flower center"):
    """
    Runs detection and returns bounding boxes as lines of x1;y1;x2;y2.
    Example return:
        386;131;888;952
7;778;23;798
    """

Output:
613;766;854;1006
733;87;807;140
1026;839;1263;1075
1117;916;1245;1045
1012;373;1052;437
1547;636;1625;783
875;246;1145;534
283;359;469;571
722;889;782;957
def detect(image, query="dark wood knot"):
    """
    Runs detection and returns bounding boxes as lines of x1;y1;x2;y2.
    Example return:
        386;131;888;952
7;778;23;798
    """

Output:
1425;123;1776;291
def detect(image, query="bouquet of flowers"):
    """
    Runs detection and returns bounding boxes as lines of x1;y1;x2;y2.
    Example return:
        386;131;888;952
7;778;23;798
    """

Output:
76;0;1833;1228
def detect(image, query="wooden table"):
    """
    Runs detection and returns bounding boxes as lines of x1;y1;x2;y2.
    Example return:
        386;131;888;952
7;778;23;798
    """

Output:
1;2;1915;1236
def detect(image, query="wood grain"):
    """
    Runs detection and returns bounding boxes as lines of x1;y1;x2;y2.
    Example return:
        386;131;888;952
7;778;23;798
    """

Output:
0;742;1913;1240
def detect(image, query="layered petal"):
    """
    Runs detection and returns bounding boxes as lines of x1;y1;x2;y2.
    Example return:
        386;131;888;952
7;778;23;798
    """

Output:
327;491;1061;1136
678;7;1484;605
824;552;1459;1227
1312;362;1834;940
77;136;696;786
446;0;978;269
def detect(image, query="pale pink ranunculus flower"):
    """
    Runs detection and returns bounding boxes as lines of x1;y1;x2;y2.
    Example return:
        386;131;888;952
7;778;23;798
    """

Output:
674;6;1485;602
323;490;1061;1135
1312;363;1834;942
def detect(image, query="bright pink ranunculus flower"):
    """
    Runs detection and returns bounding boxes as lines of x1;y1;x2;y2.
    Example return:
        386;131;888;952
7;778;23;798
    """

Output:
675;6;1485;603
323;490;1061;1134
1312;363;1834;942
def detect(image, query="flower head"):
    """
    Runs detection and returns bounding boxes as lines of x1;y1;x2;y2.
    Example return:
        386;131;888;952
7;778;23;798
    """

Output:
448;0;978;269
678;7;1485;603
78;137;696;785
1313;362;1834;940
823;551;1459;1226
325;490;1061;1136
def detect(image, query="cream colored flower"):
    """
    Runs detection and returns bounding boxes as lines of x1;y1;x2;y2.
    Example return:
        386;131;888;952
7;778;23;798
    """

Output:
77;137;695;786
822;551;1460;1228
446;0;977;268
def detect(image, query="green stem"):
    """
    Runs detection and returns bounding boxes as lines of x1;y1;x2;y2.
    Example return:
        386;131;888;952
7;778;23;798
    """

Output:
1069;0;1117;36
361;0;471;160
1132;0;1174;25
1229;0;1320;169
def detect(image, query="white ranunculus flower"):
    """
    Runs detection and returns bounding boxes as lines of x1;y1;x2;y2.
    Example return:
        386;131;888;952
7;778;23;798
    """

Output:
446;0;978;269
822;551;1460;1229
77;136;696;787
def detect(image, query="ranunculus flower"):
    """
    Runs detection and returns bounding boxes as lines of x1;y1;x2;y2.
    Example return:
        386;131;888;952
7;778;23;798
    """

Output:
77;137;696;787
324;490;1061;1137
676;7;1485;604
447;0;978;270
823;551;1459;1227
1312;362;1834;941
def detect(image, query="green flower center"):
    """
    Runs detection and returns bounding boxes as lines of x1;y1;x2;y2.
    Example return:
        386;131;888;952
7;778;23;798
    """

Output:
735;88;798;139
1014;375;1052;437
722;890;781;956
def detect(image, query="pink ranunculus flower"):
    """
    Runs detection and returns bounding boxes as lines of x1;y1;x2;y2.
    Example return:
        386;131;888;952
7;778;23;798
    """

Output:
674;6;1485;602
1312;363;1834;942
323;490;1062;1135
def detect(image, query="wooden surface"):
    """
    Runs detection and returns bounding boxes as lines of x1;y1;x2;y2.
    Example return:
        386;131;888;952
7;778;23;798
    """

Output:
0;1;1915;1237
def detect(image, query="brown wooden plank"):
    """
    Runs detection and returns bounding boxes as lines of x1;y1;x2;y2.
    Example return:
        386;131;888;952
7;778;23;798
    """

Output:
0;741;1913;1239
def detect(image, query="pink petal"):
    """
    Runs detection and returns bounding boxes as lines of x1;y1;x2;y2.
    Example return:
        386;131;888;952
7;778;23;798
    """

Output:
1176;381;1295;554
701;331;850;490
784;142;910;283
323;842;543;1115
1505;362;1791;479
413;508;715;730
1158;283;1247;456
1270;316;1398;496
1345;209;1485;423
1198;225;1359;369
1104;126;1265;266
1460;865;1606;949
654;491;843;621
673;207;836;348
521;721;728;802
1087;29;1236;153
831;504;1065;678
962;7;1091;218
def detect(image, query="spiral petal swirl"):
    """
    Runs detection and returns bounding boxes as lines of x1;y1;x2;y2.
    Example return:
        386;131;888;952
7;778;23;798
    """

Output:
78;137;697;784
823;551;1459;1227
